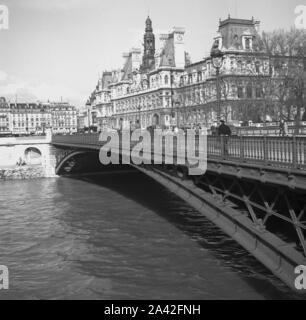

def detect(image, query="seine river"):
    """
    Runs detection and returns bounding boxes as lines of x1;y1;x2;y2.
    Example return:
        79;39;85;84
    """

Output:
0;171;301;299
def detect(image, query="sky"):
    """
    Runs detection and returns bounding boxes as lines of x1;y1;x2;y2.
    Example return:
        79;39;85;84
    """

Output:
0;0;303;108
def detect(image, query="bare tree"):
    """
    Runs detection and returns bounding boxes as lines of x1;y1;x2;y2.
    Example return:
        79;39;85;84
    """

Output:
261;28;306;134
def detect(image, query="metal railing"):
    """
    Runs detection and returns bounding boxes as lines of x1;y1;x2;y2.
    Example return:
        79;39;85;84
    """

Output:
52;133;306;171
207;136;306;170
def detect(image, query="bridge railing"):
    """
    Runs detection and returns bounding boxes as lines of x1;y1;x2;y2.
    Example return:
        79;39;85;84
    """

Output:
52;134;306;170
208;136;306;169
52;133;101;146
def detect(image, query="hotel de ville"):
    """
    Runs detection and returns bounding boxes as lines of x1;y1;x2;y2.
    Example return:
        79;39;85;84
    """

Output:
85;15;290;131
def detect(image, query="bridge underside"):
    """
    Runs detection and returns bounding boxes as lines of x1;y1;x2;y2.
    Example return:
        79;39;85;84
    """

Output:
53;144;306;292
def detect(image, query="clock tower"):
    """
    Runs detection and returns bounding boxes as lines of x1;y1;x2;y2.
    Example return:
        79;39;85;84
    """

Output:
141;16;155;73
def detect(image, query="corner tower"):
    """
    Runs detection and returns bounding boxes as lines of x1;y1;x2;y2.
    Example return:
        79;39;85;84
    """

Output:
141;16;156;73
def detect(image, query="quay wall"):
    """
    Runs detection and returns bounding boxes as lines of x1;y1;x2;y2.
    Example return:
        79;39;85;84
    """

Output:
0;135;57;180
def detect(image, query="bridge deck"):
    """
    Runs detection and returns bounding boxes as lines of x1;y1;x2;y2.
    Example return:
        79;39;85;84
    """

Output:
52;133;306;172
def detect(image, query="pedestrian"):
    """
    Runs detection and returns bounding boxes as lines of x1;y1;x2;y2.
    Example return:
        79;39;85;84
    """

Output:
217;120;231;157
218;120;231;136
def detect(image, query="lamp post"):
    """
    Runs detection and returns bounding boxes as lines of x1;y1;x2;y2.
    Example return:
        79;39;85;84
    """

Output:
170;70;176;128
137;104;141;129
211;48;224;124
175;101;180;128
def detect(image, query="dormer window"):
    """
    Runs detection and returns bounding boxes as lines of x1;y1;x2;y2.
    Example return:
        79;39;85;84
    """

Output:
245;38;251;50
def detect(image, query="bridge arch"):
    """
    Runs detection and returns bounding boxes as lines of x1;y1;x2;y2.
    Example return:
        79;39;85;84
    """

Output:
55;150;97;175
24;147;42;165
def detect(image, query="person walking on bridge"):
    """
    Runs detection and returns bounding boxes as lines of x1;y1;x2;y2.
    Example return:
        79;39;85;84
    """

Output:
217;120;231;157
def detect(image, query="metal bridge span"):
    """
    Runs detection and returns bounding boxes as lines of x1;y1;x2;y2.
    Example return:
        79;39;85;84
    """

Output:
52;133;306;292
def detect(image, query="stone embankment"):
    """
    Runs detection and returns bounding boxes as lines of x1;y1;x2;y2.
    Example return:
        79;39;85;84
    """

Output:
0;165;56;181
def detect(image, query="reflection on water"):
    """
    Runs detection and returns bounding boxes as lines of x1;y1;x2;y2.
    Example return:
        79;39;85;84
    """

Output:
0;172;302;299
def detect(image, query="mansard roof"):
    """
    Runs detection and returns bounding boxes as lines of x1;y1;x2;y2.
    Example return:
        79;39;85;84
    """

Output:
218;16;261;51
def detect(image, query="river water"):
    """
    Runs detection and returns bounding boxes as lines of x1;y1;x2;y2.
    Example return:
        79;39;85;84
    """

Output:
0;171;301;299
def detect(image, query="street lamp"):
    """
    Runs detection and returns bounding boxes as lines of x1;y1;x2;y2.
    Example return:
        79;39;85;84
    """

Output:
211;47;224;124
170;71;175;120
137;104;141;129
175;101;180;128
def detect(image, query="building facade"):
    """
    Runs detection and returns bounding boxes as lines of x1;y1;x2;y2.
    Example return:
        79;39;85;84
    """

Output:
0;98;77;136
50;102;77;134
85;16;301;131
9;102;51;135
0;97;11;135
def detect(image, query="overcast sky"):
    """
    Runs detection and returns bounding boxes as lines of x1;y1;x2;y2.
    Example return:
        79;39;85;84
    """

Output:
0;0;302;108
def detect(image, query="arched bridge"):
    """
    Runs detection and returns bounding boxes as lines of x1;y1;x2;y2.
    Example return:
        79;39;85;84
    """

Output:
52;133;306;292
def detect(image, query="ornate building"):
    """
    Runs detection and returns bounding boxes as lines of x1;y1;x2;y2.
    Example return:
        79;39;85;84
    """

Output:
87;16;186;130
86;16;296;131
176;16;271;126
